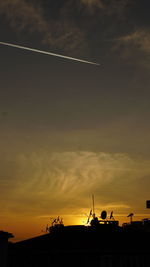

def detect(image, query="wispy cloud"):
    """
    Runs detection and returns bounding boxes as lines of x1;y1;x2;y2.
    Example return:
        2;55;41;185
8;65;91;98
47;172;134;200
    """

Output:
0;0;48;33
117;29;150;54
80;0;105;11
0;151;150;216
113;28;150;69
1;0;148;64
0;0;87;56
80;0;130;16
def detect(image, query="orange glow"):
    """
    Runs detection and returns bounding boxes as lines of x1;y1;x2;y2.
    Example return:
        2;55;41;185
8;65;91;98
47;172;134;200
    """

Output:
1;212;150;242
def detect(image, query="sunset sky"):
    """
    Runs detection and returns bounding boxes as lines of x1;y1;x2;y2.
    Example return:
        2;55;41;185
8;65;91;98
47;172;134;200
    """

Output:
0;0;150;241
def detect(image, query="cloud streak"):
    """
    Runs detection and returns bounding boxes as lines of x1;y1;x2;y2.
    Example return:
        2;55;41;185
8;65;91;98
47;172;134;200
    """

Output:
114;28;150;68
0;0;48;33
0;42;100;65
117;29;150;54
80;0;105;11
0;0;88;56
80;0;130;15
0;0;148;66
1;151;150;216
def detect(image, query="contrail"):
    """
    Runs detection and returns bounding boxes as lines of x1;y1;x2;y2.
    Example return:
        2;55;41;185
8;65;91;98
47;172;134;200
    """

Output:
0;42;100;66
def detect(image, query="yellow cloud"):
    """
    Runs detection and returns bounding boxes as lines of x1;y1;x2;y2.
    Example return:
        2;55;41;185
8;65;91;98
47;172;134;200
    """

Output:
1;150;150;240
1;151;150;217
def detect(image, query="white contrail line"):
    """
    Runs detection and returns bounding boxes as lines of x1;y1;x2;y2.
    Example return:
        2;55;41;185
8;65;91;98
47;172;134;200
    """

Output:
0;42;100;66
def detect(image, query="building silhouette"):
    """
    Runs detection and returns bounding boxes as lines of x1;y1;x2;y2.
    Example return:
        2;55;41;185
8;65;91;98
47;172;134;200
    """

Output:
3;200;150;266
0;231;13;267
7;221;150;267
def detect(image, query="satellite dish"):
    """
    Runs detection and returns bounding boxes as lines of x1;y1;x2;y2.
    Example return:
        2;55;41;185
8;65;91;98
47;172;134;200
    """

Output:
127;213;134;217
101;210;107;220
127;213;134;223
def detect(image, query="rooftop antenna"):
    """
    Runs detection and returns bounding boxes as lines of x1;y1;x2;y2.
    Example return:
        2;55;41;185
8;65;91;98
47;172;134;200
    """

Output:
127;213;134;223
86;210;92;224
92;194;95;219
110;211;114;220
46;224;49;232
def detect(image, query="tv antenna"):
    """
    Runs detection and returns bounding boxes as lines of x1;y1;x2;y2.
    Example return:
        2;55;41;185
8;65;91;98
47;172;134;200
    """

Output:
92;194;95;219
127;213;134;223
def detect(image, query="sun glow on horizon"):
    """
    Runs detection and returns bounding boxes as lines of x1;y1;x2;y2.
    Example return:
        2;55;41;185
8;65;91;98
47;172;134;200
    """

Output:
2;209;150;242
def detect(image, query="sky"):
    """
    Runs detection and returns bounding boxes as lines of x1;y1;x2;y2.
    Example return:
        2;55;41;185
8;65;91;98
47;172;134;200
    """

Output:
0;0;150;241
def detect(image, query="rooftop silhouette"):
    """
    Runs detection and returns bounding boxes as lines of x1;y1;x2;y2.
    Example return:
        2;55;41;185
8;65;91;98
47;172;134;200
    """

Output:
2;200;150;266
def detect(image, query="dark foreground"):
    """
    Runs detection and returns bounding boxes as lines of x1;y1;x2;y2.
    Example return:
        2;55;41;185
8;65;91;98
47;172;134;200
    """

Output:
8;226;150;267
